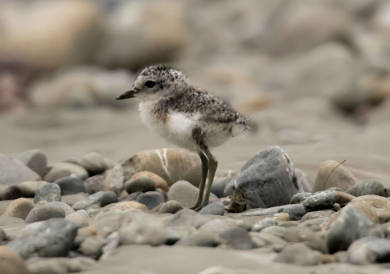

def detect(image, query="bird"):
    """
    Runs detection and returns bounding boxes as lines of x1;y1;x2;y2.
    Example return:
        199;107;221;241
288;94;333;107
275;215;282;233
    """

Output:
116;64;248;210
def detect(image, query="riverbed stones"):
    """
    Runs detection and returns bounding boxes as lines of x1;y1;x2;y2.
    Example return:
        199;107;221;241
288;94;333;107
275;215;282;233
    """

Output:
25;201;74;223
348;236;390;264
158;200;183;214
4;198;34;219
136;191;165;209
347;180;387;197
0;154;40;185
229;147;298;210
44;162;88;182
34;183;61;203
274;243;322;266
79;152;114;175
313;160;357;192
168;180;199;208
26;257;96;274
54;175;85;195
17;150;48;178
0;246;29;274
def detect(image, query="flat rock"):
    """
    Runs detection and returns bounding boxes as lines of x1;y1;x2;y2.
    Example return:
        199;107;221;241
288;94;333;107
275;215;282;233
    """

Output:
136;191;165;209
158;200;183;214
4;198;34;219
25;201;74;223
274;243;321;266
349;195;390;223
168;180;199;208
17;149;48;178
220;227;253;249
302;190;354;210
347;180;387;197
34;183;61;203
0;246;29;274
228;147;298;211
348;236;390;264
26;257;95;274
79;152;114;175
0;154;40;185
44;162;88;182
240;204;306;221
54;175;85;195
130;171;169;192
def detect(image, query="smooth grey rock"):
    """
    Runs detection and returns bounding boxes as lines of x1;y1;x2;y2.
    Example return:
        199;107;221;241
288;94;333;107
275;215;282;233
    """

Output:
220;227;253;250
199;202;225;216
34;183;61;203
175;231;221;247
327;205;373;253
55;175;85;195
66;210;89;228
84;174;104;194
348;236;390;264
125;177;155;193
274;243;321;265
290;192;312;204
25;201;75;223
252;217;278;232
8;218;77;259
241;204;306;220
79;152;114;175
104;164;125;194
347;180;386;197
136;191;165;209
44;162;88;182
212;175;233;198
199;219;241;235
229;147;298;209
158;200;183;214
302;190;354;210
26;257;95;274
168;180;199;208
0;154;40;185
165;209;211;228
17;150;48;178
79;236;104;258
73;191;117;210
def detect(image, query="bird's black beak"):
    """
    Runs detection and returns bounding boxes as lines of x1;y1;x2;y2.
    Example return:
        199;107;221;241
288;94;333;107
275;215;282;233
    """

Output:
116;89;137;100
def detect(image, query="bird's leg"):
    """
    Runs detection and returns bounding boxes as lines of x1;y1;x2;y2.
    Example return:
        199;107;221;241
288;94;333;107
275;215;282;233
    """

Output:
198;146;218;209
191;151;208;210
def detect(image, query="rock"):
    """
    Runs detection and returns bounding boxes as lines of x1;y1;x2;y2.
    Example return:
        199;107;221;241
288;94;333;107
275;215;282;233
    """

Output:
84;174;104;194
229;147;298;211
166;208;211;228
104;201;148;211
327;204;373;253
25;201;74;223
0;154;40;185
347;180;386;197
121;148;201;186
66;210;89;228
199;202;225;215
136;191;165;209
290;192;312;204
119;213;166;246
26;257;95;274
79;236;104;258
211;172;235;198
220;227;253;249
348;236;390;264
302;190;355;211
103;164;125;194
175;231;221;247
252;217;278;232
158;200;183;214
167;180;199;208
0;227;6;242
301;210;334;222
240;204;306;221
54;175;85;195
97;0;187;69
0;246;29;274
34;183;61;203
274;243;321;266
4;198;34;219
129;171;169;192
294;168;313;192
44;162;88;182
73;191;117;210
349;195;390;223
125;176;156;193
8;218;78;259
313;160;357;192
199;219;241;235
79;152;114;175
17;149;48;178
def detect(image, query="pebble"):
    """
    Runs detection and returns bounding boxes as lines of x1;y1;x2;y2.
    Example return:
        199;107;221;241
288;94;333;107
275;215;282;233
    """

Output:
84;174;104;194
349;195;390;223
103;164;125;194
79;152;114;175
136;191;165;209
167;180;199;208
17;149;48;178
175;231;221;247
313;160;357;192
125;176;156;193
4;198;34;219
252;217;278;232
241;204;306;221
0;180;47;200
327;204;373;253
250;231;286;248
73;191;117;210
34;183;61;203
347;180;386;197
166;208;211;228
26;257;95;274
8;218;78;259
0;153;40;185
54;175;85;195
0;246;29;274
199;201;225;215
294;168;313;192
104;201;148;211
44;162;88;182
158;200;183;214
290;192;312;204
220;227;253;249
131;171;170;192
348;236;390;264
274;243;321;265
229;146;298;210
211;174;234;198
0;227;6;242
199;219;241;235
66;210;89;227
25;201;74;223
79;236;104;258
302;190;355;210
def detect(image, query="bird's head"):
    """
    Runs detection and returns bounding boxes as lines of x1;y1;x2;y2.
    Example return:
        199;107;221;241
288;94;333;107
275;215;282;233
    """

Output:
116;64;188;101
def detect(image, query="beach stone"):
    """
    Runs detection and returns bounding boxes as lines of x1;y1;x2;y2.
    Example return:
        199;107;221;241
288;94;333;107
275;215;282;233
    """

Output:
79;236;104;258
121;148;201;186
104;201;148;212
17;149;48;178
301;210;334;222
274;243;321;266
302;190;355;210
130;171;169;192
25;201;74;223
175;231;221;247
158;200;183;214
34;183;61;203
349;195;390;223
4;198;34;219
54;175;85;195
125;176;156;194
252;218;278;232
0;227;6;242
166;208;211;228
240;204;306;221
290;192;312;204
8;218;78;259
66;210;89;228
251;231;287;248
44;162;88;182
0;154;40;185
168;180;199;208
103;164;125;194
84;174;104;194
211;174;234;198
348;236;390;264
26;257;95;274
347;180;386;197
327;204;373;253
199;201;225;215
220;227;253;250
136;191;165;209
229;146;298;210
294;168;313;192
79;152;114;175
1;180;48;200
313;160;357;192
0;246;29;274
73;191;117;210
199;219;241;235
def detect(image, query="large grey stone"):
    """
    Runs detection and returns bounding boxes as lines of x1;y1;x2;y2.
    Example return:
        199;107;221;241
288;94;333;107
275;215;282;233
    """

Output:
0;154;40;185
17;150;48;178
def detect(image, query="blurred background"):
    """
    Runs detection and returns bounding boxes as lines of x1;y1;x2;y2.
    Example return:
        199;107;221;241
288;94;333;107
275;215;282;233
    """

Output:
1;0;390;182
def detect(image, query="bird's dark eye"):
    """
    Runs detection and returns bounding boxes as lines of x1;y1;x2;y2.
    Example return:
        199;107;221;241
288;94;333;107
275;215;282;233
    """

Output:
144;81;156;88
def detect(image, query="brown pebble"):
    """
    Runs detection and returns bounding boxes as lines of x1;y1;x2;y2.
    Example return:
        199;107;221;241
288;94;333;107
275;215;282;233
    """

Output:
4;198;34;219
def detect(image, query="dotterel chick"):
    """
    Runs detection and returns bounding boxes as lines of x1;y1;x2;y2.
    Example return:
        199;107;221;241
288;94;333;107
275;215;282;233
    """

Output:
117;64;248;210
